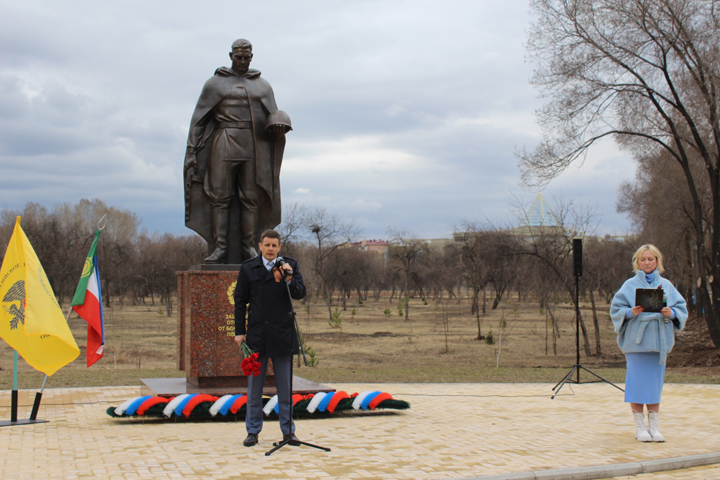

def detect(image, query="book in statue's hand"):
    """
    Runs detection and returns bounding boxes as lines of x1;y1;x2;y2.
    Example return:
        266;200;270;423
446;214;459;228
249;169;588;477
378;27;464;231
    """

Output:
635;288;664;313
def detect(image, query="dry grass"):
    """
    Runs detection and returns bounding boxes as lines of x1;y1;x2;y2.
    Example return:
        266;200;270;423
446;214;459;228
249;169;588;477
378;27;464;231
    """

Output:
0;291;717;389
0;300;182;390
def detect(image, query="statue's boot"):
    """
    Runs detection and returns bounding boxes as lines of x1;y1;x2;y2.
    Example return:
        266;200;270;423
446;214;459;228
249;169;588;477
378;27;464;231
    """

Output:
205;208;229;264
241;210;259;260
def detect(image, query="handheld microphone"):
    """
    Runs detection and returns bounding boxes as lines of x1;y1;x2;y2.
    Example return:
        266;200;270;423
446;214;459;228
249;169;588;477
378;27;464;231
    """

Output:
275;256;291;276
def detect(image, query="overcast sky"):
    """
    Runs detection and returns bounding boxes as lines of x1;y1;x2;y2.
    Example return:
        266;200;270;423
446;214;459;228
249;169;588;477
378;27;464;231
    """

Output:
0;0;636;240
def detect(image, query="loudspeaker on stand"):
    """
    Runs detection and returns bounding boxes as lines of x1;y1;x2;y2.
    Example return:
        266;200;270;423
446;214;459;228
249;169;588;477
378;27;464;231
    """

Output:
573;238;583;277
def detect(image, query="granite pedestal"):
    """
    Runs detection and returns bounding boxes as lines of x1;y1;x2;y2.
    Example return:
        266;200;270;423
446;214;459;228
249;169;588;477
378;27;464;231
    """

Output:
141;265;333;397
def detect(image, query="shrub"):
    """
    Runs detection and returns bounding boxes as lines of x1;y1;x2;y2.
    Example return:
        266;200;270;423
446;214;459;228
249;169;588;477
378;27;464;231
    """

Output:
306;346;318;367
329;307;343;329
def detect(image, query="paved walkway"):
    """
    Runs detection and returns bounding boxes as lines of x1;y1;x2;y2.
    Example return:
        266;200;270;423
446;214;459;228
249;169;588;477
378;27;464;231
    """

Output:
0;383;718;479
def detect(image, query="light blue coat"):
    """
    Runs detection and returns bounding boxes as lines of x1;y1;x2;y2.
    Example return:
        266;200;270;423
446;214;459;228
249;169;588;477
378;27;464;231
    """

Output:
610;270;688;364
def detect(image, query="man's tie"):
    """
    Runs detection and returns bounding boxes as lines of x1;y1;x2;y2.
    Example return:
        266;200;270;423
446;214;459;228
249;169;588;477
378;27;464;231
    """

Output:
267;261;275;271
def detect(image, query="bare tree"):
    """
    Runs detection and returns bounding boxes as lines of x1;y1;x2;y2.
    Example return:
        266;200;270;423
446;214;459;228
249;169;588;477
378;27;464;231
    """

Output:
6;203;86;304
432;246;462;301
529;257;564;355
0;199;206;308
305;208;359;322
583;236;639;355
369;255;390;302
454;223;504;340
0;199;138;306
324;247;372;310
387;228;425;322
134;232;205;313
484;234;519;311
618;150;701;303
502;195;598;356
454;225;484;308
585;235;639;302
521;0;720;348
96;207;140;307
276;202;309;258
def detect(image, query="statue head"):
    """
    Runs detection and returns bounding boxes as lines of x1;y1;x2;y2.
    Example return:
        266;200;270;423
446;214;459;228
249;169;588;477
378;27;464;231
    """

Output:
229;38;253;76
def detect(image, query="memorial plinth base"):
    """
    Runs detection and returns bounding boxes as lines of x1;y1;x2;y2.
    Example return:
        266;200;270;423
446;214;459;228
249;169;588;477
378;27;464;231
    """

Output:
174;267;333;398
140;376;335;398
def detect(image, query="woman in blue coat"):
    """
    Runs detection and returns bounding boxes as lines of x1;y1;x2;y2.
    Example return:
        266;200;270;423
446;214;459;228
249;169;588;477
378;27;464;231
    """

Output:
610;245;687;442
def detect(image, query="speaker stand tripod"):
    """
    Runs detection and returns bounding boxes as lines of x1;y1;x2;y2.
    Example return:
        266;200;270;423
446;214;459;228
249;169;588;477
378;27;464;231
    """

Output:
551;268;624;399
265;264;331;456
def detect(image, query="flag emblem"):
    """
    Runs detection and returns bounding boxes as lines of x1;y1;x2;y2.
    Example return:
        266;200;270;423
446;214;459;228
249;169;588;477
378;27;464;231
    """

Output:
2;281;26;330
81;258;93;277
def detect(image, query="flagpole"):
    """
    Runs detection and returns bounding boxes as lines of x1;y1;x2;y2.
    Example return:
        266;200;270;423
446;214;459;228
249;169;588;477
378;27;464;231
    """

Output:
11;351;18;422
13;351;17;389
8;216;19;423
28;306;71;421
28;306;73;421
29;375;48;421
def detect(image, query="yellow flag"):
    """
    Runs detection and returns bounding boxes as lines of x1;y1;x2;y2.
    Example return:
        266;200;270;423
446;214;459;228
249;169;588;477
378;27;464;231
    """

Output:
0;217;79;375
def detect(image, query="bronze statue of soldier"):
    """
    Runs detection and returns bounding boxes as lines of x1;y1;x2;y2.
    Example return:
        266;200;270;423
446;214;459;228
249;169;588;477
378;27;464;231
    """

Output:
184;38;291;264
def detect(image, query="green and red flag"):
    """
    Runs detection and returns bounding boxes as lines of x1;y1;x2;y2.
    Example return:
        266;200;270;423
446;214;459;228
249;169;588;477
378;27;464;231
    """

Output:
71;230;105;367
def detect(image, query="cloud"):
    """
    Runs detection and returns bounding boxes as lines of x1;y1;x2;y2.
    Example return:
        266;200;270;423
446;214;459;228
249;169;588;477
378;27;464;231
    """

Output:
0;0;633;240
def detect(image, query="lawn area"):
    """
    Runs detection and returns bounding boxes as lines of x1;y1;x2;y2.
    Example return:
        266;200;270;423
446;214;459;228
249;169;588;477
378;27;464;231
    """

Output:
1;292;718;389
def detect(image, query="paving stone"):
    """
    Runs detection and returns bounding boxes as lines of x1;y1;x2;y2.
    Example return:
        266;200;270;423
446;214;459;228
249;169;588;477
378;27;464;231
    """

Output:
0;383;718;479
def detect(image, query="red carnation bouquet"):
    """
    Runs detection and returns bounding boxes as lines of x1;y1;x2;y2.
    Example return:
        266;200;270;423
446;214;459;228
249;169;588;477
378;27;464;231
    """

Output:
239;341;261;377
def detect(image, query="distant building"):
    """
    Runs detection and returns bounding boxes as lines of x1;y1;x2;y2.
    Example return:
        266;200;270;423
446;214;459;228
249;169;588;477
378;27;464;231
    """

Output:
453;193;564;243
453;193;633;246
353;239;391;254
507;192;564;239
527;192;558;227
353;239;391;264
598;234;632;243
416;238;454;250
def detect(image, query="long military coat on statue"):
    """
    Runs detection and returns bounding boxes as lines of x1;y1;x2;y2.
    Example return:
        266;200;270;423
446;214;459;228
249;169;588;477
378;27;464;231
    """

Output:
234;255;306;358
184;66;289;264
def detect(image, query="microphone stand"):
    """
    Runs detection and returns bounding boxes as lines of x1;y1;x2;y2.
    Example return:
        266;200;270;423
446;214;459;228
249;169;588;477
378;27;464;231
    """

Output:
265;262;330;456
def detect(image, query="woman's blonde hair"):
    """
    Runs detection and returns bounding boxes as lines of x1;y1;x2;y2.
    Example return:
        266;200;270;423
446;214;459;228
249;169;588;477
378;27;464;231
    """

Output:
632;244;664;273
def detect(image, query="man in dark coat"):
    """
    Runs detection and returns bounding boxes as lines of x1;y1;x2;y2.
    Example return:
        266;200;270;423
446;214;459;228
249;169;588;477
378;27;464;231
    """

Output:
184;38;291;264
234;229;306;446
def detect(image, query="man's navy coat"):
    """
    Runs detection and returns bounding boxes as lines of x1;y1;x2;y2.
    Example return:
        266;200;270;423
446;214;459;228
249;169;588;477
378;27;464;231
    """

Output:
234;255;306;357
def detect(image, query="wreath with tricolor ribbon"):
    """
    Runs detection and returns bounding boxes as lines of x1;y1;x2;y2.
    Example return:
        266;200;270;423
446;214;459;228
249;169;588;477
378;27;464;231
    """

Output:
107;390;409;419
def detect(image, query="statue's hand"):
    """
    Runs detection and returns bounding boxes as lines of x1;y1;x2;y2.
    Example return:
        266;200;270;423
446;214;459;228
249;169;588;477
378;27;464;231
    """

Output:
184;153;197;174
271;124;287;139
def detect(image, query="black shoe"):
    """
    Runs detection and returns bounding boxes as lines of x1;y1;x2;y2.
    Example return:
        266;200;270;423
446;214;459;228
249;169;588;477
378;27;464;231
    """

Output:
283;433;300;446
243;433;258;447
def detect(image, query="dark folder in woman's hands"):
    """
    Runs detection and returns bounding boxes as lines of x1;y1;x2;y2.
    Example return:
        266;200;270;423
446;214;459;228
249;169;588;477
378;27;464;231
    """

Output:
635;288;664;312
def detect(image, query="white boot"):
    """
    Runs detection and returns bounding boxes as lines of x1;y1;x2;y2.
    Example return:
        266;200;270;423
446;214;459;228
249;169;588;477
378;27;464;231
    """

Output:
633;411;652;442
647;411;666;442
